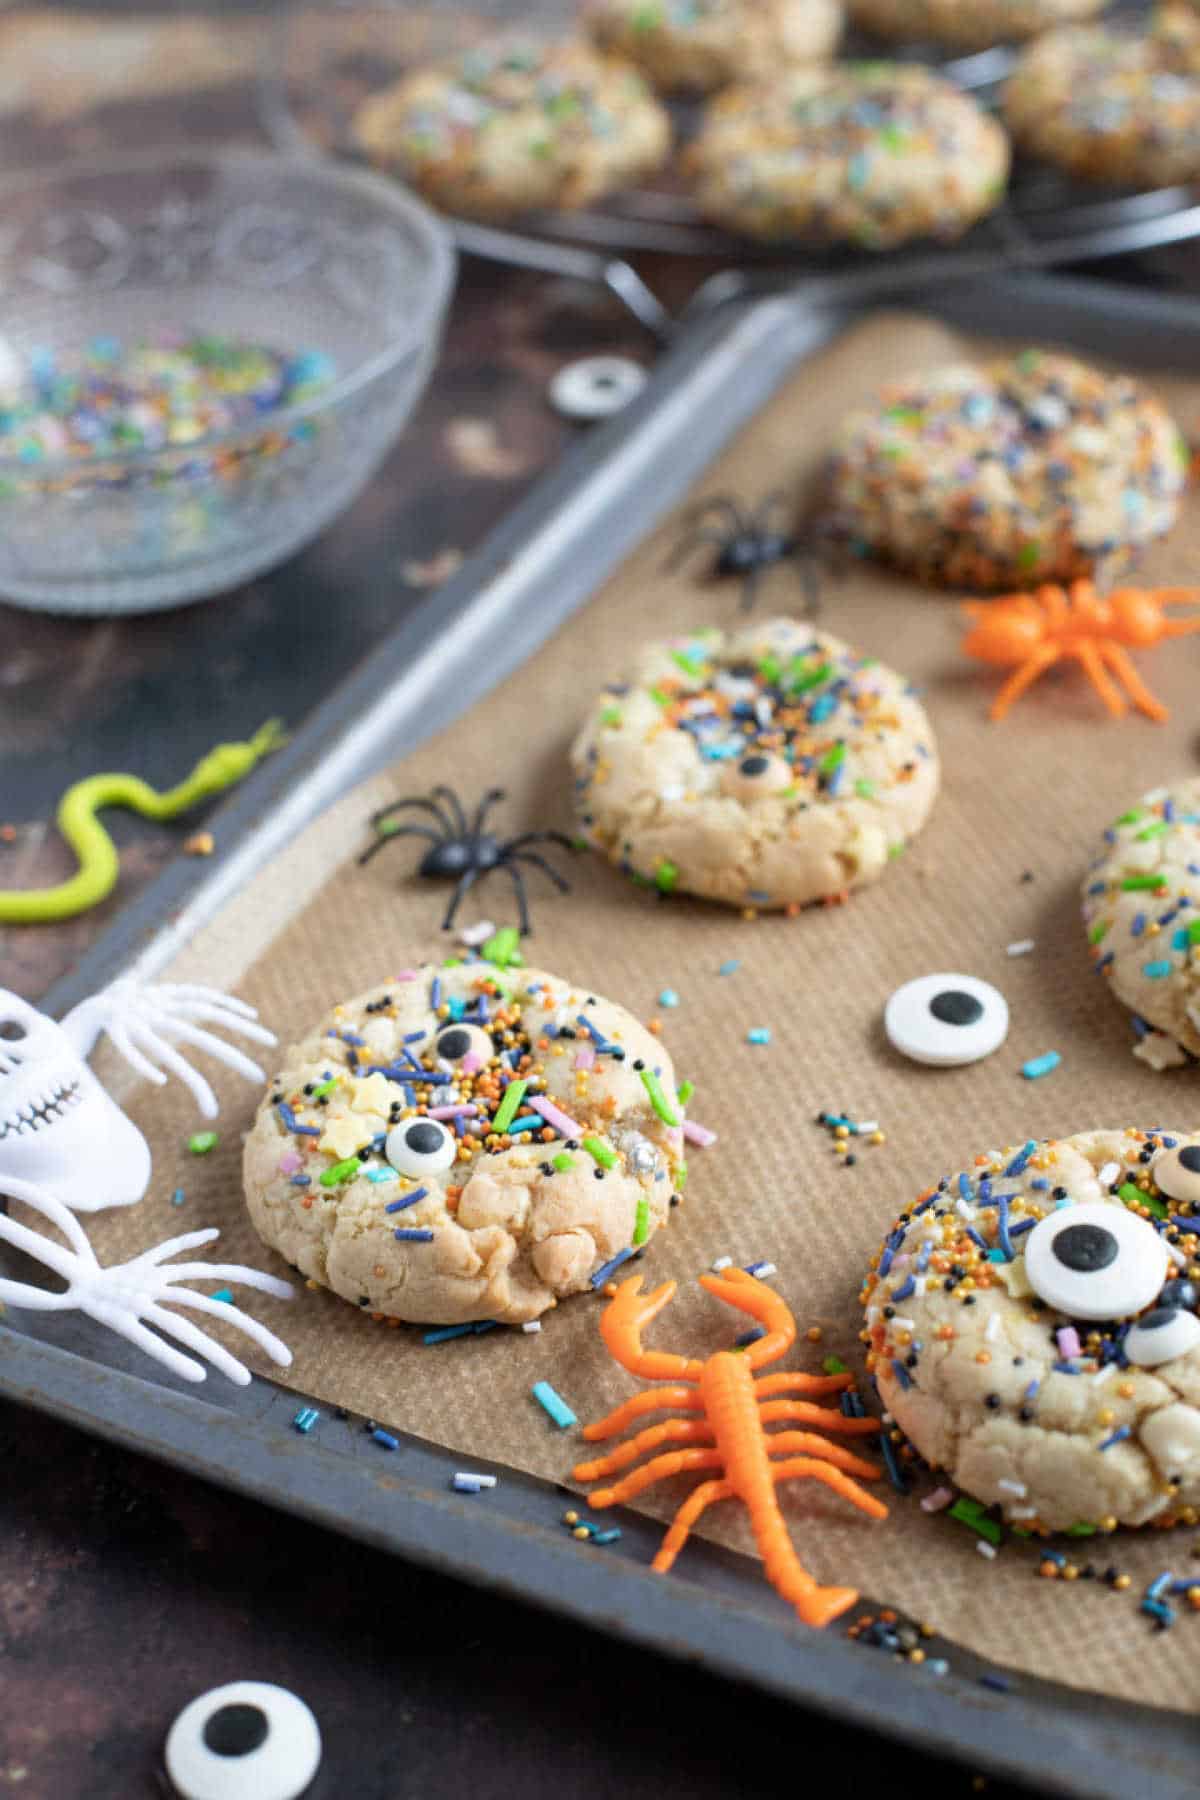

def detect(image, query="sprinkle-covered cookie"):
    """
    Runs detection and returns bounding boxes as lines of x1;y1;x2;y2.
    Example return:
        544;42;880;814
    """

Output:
863;1127;1200;1532
571;618;939;910
1004;22;1200;189
847;0;1107;50
353;37;671;220
587;0;842;94
1082;778;1200;1063
684;62;1009;246
826;350;1186;590
243;965;687;1325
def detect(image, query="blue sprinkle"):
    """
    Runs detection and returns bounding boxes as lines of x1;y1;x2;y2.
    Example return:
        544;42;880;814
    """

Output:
1142;960;1173;980
1004;1141;1037;1177
1021;1053;1060;1080
878;1429;910;1494
423;1323;476;1345
290;1175;312;1188
170;1188;186;1207
718;960;740;975
211;1288;234;1305
1099;1426;1131;1450
293;1407;320;1434
575;1012;611;1047
1023;1378;1040;1400
591;1246;638;1288
365;1169;396;1184
532;1380;577;1429
958;1172;974;1201
736;1326;767;1347
747;1027;771;1045
891;1275;916;1302
431;976;442;1010
1131;912;1147;938
1148;1572;1174;1601
997;1193;1015;1262
385;1187;428;1213
658;989;680;1008
277;1100;320;1138
979;1674;1013;1693
965;1227;990;1252
393;1228;435;1242
592;1528;623;1545
1009;1217;1036;1238
1093;952;1114;973
372;1428;399;1450
891;1358;913;1390
1141;1598;1175;1627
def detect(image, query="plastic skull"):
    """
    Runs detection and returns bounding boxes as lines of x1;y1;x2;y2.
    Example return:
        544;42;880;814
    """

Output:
0;992;151;1211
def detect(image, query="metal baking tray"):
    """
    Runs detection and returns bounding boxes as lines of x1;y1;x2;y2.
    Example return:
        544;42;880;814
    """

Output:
9;272;1200;1799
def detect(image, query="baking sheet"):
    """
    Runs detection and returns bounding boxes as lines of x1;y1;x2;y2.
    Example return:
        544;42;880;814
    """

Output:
55;302;1200;1715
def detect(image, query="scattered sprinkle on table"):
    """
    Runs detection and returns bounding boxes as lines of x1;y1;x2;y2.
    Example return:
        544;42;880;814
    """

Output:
658;989;679;1007
532;1380;577;1429
1006;939;1035;957
210;1288;234;1305
170;1188;186;1207
187;1131;218;1155
718;960;740;975
1021;1051;1061;1080
372;1427;399;1451
452;1472;497;1493
747;1027;771;1045
293;1407;320;1434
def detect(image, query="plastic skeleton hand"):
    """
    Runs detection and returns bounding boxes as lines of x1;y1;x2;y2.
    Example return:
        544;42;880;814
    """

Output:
0;981;275;1213
0;1177;293;1385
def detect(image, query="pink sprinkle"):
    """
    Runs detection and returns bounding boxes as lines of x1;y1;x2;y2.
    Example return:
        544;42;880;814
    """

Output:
529;1094;584;1137
429;1104;480;1121
574;1044;596;1071
920;1486;956;1513
683;1120;718;1148
394;970;419;981
460;1052;484;1075
277;1151;302;1176
1056;1327;1082;1360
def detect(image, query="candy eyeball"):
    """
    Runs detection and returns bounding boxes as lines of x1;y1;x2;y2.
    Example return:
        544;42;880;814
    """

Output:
720;751;793;803
1125;1306;1200;1368
549;354;646;421
1023;1201;1168;1321
884;974;1009;1068
386;1117;457;1176
164;1681;321;1800
1151;1142;1200;1204
433;1022;492;1068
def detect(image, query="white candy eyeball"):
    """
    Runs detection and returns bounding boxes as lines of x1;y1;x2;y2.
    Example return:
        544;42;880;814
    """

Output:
884;974;1009;1068
1151;1141;1200;1204
434;1021;492;1067
1024;1201;1168;1321
164;1681;320;1800
549;355;646;421
1125;1306;1200;1368
386;1116;457;1175
720;751;794;803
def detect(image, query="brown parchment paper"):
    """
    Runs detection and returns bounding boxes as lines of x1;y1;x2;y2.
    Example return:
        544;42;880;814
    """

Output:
75;310;1200;1708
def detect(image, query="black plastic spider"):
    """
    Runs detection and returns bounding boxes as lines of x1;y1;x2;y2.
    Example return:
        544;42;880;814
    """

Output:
358;785;574;934
666;491;822;615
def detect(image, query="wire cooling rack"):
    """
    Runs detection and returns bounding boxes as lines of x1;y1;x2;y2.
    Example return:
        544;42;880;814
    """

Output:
259;0;1200;336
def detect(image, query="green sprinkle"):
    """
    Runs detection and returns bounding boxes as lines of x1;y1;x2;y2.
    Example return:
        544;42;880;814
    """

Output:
633;1197;650;1246
188;1131;218;1155
1066;1522;1098;1537
1017;349;1041;372
599;705;622;727
676;1160;687;1190
677;1079;695;1105
1115;808;1144;826
887;842;905;860
631;1;662;27
1017;541;1041;571
1120;875;1168;892
1120;1180;1166;1219
879;124;909;150
310;1076;338;1100
819;742;846;775
649;685;672;708
948;1497;1003;1545
552;1152;576;1173
582;1136;616;1169
787;657;832;694
640;1067;679;1126
854;779;876;799
320;1156;360;1188
1187;919;1200;945
1089;920;1110;945
492;1078;528;1135
1136;822;1169;841
822;1355;848;1375
482;925;523;967
671;650;706;679
757;653;782;684
655;860;679;894
527;138;553;160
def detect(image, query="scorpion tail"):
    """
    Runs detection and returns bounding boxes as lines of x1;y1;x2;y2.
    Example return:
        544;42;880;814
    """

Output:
699;1268;796;1368
749;1466;875;1628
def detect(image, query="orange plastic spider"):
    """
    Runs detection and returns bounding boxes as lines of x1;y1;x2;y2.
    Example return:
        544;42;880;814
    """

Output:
962;581;1200;722
573;1269;887;1629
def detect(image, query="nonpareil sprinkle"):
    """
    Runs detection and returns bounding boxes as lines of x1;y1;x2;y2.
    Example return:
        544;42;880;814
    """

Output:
187;1131;219;1155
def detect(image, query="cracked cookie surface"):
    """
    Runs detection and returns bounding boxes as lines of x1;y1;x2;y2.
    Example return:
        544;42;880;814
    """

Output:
587;0;842;94
571;618;938;910
242;964;686;1325
864;1128;1200;1532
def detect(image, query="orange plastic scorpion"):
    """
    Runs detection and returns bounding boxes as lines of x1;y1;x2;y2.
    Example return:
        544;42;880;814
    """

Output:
573;1269;887;1628
962;581;1200;722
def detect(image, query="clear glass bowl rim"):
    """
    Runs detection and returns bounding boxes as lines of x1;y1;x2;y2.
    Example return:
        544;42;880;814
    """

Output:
0;144;457;481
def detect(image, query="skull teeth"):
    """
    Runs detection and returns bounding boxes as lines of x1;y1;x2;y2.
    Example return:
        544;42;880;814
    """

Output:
0;1079;81;1140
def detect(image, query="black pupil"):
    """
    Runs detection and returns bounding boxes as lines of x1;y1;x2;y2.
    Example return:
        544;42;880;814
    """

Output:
0;1020;26;1041
1052;1222;1118;1273
437;1028;471;1060
740;755;769;776
407;1122;444;1154
929;991;984;1027
1179;1147;1200;1174
1139;1307;1176;1332
202;1703;269;1757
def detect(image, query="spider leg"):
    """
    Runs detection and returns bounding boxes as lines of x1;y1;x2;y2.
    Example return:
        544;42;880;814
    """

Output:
739;563;762;614
795;547;823;620
501;861;532;935
1098;641;1170;723
769;1455;889;1522
368;795;454;834
442;866;480;931
504;830;576;854
510;850;570;895
584;1447;724;1509
764;1429;882;1480
755;1369;854;1400
681;496;746;532
431;786;470;835
468;788;505;836
581;1385;703;1441
986;645;1062;721
574;1419;716;1483
652;1478;734;1574
758;1398;880;1437
358;824;440;868
1073;640;1127;718
662;528;736;576
748;490;789;533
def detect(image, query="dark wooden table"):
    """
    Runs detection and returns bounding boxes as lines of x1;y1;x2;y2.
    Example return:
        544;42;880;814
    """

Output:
3;8;1194;1793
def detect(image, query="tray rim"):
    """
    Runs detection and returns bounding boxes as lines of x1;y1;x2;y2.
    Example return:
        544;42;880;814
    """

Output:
15;268;1200;1798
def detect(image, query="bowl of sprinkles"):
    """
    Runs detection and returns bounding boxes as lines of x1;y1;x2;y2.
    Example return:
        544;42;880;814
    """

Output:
0;148;454;612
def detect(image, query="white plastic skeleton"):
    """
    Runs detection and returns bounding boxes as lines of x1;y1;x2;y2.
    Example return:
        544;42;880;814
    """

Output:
0;979;275;1212
0;1176;293;1385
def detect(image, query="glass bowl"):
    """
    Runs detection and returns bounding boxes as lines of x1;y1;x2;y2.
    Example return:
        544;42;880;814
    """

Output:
0;148;455;613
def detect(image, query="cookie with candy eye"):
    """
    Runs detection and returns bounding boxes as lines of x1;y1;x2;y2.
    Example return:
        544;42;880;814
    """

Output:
587;0;842;94
863;1128;1200;1532
571;618;939;910
243;964;688;1326
1080;776;1200;1063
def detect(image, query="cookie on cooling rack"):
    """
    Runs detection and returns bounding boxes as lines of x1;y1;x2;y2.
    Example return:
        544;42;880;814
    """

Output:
353;36;671;220
571;617;940;910
864;1128;1200;1532
587;0;842;94
826;350;1186;589
846;0;1107;50
1153;1;1200;73
684;63;1009;246
243;965;687;1326
1004;22;1200;188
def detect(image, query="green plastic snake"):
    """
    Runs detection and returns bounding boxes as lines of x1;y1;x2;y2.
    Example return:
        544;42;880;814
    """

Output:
0;719;287;924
